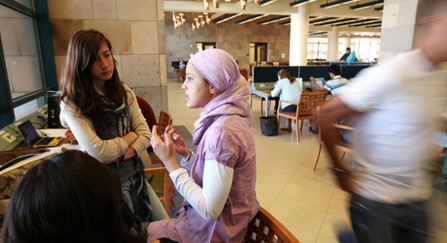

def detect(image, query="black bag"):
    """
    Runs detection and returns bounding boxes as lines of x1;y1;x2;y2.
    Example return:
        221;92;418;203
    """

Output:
260;116;278;136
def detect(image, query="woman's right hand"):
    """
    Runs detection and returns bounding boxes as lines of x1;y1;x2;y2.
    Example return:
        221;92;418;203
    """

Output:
150;125;180;172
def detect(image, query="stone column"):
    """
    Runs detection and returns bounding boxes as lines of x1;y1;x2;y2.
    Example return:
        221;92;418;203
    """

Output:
289;5;309;66
380;0;420;61
327;26;339;62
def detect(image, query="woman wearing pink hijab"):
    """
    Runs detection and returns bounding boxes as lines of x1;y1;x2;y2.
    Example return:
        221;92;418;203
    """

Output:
149;49;259;242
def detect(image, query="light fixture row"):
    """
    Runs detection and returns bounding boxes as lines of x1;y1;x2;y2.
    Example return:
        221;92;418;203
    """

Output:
203;0;261;10
172;12;211;31
192;13;211;31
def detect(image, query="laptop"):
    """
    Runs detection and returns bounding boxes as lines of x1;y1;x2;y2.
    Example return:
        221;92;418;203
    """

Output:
310;77;325;91
17;120;63;148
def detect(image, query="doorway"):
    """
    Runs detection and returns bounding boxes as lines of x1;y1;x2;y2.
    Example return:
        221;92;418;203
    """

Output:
250;42;268;63
249;42;268;75
196;42;216;52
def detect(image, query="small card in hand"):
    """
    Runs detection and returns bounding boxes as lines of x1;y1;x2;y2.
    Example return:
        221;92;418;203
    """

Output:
157;110;173;136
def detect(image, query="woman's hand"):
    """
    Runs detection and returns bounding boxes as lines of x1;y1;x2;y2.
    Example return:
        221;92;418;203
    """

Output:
150;125;180;172
164;125;190;158
123;146;136;160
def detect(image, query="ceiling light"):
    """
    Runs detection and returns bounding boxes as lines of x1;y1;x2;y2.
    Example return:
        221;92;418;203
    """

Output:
314;18;356;26
241;0;247;10
320;0;357;9
258;15;290;25
259;0;279;6
236;14;269;24
214;13;243;24
203;0;210;10
290;0;317;7
350;0;384;11
349;20;381;27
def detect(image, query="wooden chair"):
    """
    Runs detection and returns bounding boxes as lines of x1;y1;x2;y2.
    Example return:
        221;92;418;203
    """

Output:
276;92;327;142
144;154;175;218
313;107;355;171
245;207;300;243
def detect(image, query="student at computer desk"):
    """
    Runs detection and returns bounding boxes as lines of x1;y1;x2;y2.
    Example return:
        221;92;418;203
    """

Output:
310;64;349;97
271;69;302;114
58;29;168;224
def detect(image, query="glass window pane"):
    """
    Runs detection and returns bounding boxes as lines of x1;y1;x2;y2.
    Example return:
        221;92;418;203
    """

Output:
0;4;43;99
15;0;33;10
14;96;45;120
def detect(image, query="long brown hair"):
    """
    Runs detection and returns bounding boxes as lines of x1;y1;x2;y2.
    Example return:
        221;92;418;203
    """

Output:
59;29;127;129
277;69;296;84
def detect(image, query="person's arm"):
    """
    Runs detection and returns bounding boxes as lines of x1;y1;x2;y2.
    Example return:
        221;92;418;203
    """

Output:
170;160;233;220
310;76;327;91
319;97;360;192
60;102;131;163
150;125;234;220
271;79;283;97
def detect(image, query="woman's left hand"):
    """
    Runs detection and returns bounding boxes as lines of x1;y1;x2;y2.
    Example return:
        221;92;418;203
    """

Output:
150;125;180;172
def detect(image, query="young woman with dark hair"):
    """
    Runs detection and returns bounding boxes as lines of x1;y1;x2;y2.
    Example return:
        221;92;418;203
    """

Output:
1;150;146;243
59;29;167;223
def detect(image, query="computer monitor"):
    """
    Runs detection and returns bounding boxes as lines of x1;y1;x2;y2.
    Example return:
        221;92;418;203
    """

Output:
299;66;331;81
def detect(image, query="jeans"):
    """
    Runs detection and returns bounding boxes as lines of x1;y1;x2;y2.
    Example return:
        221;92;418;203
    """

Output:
349;194;429;243
122;173;169;223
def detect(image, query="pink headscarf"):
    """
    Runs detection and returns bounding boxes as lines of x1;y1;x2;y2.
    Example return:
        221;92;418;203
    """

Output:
189;49;251;145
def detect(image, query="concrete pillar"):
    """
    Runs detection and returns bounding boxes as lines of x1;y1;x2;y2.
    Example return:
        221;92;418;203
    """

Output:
380;0;420;61
327;26;339;61
289;5;309;66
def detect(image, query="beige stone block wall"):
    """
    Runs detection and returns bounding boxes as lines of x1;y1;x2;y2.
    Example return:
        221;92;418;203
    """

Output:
47;0;167;117
165;18;290;76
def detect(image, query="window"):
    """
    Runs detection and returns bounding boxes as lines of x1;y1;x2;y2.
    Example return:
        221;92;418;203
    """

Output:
307;38;327;61
0;0;56;128
195;42;216;52
350;37;381;62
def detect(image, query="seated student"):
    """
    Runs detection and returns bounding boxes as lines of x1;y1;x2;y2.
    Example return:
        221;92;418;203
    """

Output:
310;65;350;136
310;64;349;96
339;47;351;61
271;69;302;113
148;49;258;242
1;150;146;243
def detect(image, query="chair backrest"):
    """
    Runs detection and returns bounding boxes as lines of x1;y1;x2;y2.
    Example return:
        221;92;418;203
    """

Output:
298;92;327;117
136;96;157;129
245;207;300;243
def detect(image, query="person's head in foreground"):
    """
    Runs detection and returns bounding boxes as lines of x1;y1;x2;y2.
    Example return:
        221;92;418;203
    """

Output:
1;150;146;243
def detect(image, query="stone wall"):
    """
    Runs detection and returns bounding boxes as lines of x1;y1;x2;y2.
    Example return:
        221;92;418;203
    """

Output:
165;17;290;75
47;0;167;116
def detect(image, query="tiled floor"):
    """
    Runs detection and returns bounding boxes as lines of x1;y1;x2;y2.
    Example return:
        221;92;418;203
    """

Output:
166;81;446;243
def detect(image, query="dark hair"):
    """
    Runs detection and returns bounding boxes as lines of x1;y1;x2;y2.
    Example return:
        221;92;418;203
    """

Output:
1;150;146;243
328;64;341;76
346;47;351;51
60;29;127;129
277;69;296;84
